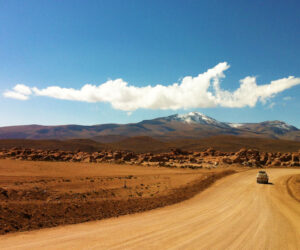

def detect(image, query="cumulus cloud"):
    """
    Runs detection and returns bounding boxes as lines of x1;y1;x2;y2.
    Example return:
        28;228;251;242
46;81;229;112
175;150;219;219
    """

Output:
3;62;300;111
3;84;32;100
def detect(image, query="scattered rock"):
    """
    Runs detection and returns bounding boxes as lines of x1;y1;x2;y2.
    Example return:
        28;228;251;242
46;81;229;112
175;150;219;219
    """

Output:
0;147;299;168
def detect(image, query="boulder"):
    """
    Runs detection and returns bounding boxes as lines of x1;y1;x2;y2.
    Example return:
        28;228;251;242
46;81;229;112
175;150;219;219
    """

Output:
271;159;281;166
222;157;232;164
279;154;292;162
236;148;247;157
123;152;137;161
171;148;189;155
292;153;299;162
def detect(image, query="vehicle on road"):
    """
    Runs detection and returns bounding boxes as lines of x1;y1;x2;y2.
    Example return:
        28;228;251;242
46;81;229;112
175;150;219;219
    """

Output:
257;170;269;184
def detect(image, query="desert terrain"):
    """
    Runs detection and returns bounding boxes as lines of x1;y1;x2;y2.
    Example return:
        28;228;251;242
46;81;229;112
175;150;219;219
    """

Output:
0;159;234;235
0;144;299;249
1;135;300;153
2;0;300;248
0;168;299;249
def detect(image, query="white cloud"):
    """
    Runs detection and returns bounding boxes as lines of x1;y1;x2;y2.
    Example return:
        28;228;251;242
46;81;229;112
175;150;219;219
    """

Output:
3;62;300;111
3;84;32;100
13;84;32;95
3;91;29;100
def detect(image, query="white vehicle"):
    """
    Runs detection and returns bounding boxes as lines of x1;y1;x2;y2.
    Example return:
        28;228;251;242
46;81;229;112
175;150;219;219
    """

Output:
257;170;269;184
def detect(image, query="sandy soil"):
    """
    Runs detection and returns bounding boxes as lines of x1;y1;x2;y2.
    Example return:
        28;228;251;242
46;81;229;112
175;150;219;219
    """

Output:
0;160;203;200
287;174;300;202
0;159;234;234
0;168;299;249
0;159;204;200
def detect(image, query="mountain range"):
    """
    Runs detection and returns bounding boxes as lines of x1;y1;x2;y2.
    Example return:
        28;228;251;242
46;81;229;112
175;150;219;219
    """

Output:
0;112;299;142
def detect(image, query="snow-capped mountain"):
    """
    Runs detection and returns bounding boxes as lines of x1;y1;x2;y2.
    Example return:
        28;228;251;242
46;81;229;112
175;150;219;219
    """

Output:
228;123;244;128
162;112;297;133
0;112;299;141
168;112;223;124
162;112;231;128
238;120;299;136
260;121;298;131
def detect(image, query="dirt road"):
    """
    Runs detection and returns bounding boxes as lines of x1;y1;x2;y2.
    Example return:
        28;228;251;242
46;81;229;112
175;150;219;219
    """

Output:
0;169;299;250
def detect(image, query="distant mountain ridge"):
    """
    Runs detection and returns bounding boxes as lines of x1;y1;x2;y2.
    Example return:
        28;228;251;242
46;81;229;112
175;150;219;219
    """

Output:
0;112;299;142
164;112;231;128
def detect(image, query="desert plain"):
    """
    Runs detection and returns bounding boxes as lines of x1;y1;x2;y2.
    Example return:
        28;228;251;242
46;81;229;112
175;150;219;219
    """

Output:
0;144;299;249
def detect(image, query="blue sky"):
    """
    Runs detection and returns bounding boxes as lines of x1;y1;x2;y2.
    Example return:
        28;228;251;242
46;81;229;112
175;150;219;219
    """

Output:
1;0;300;127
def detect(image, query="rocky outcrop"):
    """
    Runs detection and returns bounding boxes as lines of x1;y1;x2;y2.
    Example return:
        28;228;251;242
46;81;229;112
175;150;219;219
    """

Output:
0;147;299;168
